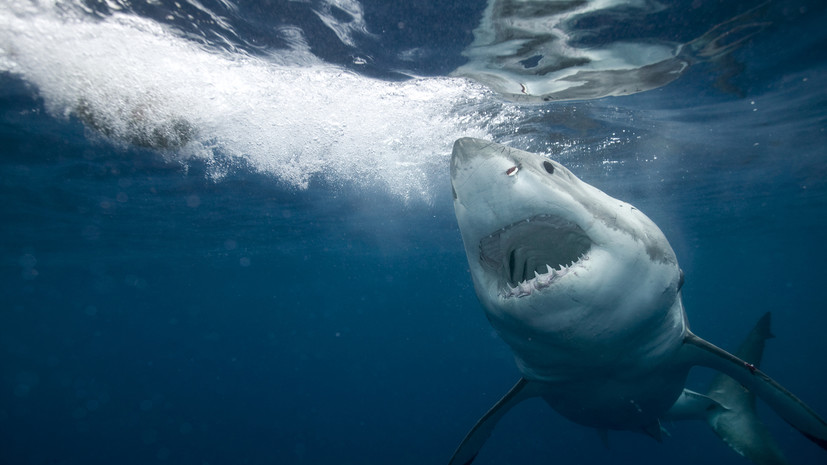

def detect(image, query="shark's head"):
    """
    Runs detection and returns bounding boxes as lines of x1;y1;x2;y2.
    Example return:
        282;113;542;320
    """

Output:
451;138;685;380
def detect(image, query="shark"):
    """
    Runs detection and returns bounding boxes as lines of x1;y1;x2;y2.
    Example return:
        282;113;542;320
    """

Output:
448;138;827;465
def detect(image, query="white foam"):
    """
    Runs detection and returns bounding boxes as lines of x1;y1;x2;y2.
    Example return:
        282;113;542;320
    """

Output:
0;1;515;202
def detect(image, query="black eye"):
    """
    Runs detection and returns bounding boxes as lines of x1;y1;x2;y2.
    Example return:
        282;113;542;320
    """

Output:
543;161;555;174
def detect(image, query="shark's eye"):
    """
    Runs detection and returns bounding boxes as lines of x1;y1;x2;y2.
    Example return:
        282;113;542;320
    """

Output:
543;161;555;174
505;165;519;176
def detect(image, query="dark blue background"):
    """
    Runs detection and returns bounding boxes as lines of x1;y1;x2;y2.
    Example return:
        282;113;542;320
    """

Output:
2;1;827;464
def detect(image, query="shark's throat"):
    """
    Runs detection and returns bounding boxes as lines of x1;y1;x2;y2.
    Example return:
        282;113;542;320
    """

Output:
478;214;592;298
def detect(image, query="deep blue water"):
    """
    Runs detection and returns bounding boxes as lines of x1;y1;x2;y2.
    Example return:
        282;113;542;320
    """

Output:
1;1;826;464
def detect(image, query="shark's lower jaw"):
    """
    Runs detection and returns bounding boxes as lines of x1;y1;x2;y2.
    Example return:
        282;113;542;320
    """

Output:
478;215;593;299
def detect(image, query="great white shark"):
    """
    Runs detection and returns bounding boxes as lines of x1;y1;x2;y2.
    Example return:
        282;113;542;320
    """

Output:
449;138;827;464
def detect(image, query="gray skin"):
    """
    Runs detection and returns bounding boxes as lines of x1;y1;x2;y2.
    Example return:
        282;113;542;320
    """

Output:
448;138;827;465
666;312;789;465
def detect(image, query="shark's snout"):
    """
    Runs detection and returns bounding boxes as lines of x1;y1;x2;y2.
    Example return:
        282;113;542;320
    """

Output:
451;137;502;184
452;137;494;164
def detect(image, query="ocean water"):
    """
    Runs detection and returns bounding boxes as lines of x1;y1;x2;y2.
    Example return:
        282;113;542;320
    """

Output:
1;1;826;464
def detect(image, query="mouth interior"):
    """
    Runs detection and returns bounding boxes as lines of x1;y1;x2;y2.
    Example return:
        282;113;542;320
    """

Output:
479;215;592;291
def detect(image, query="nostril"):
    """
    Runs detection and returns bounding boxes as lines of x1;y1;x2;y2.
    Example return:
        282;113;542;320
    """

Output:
506;165;519;176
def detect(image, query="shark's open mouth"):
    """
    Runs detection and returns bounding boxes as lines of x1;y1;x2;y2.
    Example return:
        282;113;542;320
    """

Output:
479;215;592;298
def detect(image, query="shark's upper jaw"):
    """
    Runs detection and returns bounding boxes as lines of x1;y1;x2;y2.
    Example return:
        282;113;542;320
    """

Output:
480;214;593;298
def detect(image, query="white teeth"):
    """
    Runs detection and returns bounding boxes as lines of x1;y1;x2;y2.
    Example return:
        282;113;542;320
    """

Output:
501;254;588;299
518;281;532;296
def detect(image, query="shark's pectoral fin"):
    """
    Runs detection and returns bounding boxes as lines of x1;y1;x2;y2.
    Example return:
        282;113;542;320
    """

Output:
449;378;545;465
681;330;827;451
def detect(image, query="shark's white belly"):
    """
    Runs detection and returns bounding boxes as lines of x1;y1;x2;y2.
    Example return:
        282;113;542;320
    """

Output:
482;288;688;428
